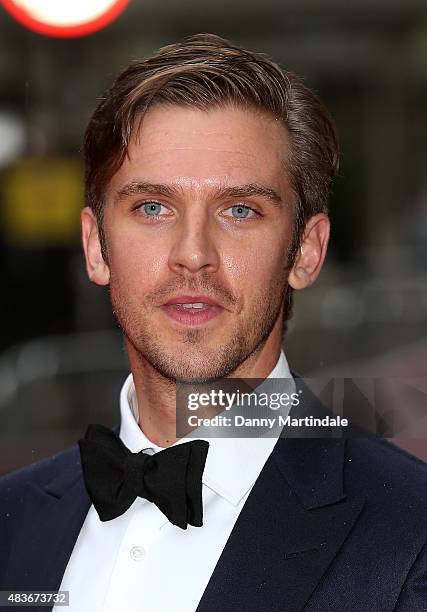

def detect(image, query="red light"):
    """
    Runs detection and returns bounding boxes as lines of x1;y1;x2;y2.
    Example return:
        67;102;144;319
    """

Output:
1;0;130;38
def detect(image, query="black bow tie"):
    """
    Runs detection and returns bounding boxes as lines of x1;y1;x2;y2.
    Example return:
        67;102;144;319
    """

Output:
78;424;209;530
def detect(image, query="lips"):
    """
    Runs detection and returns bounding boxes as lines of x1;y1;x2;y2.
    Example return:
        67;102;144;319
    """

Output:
164;295;222;307
161;295;223;326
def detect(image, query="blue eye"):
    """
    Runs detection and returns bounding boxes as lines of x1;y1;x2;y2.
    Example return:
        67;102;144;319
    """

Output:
224;205;256;220
142;202;163;216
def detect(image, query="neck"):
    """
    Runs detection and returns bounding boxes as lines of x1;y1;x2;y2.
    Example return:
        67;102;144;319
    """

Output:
126;334;283;448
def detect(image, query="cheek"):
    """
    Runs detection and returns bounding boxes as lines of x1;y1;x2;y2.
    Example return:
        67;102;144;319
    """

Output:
222;240;289;302
108;233;167;291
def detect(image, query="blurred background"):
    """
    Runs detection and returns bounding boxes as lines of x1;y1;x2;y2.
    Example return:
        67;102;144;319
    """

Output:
0;0;426;473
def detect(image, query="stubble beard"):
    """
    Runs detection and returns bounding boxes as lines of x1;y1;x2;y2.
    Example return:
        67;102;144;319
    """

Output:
109;269;288;384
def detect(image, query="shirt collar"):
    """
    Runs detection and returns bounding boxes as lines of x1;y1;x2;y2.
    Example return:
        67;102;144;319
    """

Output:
119;350;294;506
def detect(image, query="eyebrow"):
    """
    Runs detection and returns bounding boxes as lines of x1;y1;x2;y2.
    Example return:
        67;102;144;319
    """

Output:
114;181;284;208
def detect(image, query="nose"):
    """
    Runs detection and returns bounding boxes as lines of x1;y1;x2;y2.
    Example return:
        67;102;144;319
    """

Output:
168;207;220;276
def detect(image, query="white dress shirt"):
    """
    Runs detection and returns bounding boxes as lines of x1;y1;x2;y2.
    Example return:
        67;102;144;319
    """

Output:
55;351;294;612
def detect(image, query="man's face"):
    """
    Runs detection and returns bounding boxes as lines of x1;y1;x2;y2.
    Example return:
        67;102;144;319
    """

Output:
88;105;299;382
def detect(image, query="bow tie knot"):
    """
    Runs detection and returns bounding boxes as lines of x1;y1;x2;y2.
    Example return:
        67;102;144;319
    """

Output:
78;424;209;530
123;452;152;499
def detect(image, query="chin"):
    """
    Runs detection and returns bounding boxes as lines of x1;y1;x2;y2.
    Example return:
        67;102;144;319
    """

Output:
144;348;241;384
162;361;230;384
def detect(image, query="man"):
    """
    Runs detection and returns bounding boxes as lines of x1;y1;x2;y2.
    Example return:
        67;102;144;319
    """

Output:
0;34;426;612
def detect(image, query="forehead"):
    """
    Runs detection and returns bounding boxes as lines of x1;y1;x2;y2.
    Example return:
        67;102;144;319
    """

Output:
107;104;292;198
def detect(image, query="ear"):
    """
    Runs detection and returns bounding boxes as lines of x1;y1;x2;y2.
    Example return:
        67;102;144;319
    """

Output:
288;213;330;290
81;207;110;286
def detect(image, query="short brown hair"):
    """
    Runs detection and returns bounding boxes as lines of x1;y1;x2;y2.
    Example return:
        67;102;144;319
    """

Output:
84;33;339;330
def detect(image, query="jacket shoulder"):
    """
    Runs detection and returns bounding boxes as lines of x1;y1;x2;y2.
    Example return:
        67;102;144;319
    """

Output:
347;437;426;477
0;445;81;498
345;438;427;516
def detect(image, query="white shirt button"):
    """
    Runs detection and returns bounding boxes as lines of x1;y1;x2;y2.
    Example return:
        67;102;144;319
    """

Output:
130;545;146;561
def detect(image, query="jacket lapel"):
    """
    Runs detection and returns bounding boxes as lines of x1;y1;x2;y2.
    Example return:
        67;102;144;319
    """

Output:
197;437;365;612
4;425;124;607
4;446;91;599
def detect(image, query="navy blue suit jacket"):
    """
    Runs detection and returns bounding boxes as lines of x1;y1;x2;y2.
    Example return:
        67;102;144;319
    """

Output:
1;432;426;611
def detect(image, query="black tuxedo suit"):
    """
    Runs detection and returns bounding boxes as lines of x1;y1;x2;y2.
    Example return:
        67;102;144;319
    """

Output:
0;377;426;611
